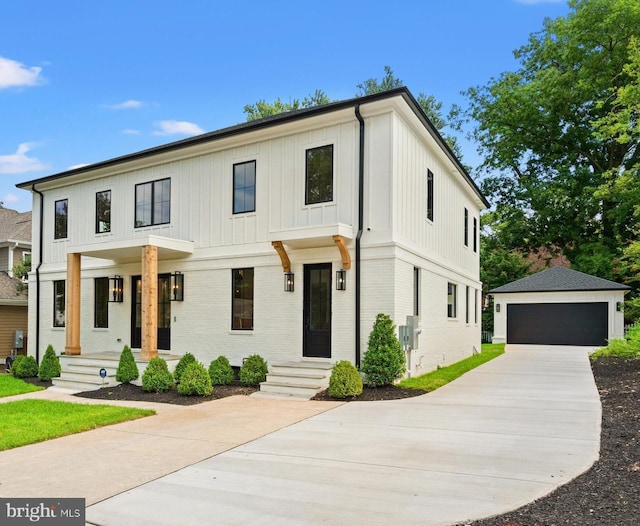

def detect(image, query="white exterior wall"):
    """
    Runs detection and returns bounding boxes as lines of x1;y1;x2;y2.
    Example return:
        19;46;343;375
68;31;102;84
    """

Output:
492;290;626;345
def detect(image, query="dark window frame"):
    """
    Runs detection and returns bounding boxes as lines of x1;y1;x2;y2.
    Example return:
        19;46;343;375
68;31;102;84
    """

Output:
466;285;470;324
305;144;334;205
233;160;256;214
427;170;434;221
54;199;68;239
53;280;66;327
474;288;479;324
232;268;254;330
135;178;171;228
413;267;420;316
447;282;457;319
473;216;478;253
94;277;109;328
96;190;112;233
464;208;469;246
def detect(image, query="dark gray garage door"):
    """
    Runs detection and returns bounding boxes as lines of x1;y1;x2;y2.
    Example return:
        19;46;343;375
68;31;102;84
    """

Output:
507;302;608;346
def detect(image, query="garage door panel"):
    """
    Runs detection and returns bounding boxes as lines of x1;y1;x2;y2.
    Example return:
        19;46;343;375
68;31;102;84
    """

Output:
507;302;608;346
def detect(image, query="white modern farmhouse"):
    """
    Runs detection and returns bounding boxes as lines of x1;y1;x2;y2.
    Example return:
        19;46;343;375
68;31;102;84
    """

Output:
18;87;488;393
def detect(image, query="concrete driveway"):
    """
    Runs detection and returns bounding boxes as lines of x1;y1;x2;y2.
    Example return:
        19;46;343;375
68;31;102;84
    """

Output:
85;346;601;526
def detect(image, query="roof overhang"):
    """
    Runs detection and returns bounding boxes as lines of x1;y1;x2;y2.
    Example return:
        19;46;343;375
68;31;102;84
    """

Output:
269;223;354;249
68;235;194;263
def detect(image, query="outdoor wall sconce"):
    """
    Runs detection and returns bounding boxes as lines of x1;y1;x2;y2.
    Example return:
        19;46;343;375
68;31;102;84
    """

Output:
284;272;295;292
336;269;347;291
108;275;124;303
171;271;184;301
617;301;624;312
495;303;501;313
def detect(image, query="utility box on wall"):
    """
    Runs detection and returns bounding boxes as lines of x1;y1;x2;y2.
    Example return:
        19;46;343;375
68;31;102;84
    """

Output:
14;330;24;349
399;316;421;350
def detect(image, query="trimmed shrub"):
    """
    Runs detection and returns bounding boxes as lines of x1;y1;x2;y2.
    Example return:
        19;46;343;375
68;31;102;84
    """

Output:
141;357;174;393
38;345;61;381
239;354;268;386
361;313;406;387
328;360;363;399
173;352;196;384
116;345;139;384
11;355;39;379
209;356;234;385
178;361;213;396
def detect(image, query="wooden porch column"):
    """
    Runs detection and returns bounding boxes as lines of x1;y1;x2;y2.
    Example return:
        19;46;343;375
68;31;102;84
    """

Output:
65;252;82;355
141;245;158;360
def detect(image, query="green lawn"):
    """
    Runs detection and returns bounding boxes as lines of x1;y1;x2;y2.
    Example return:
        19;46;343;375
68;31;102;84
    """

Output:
0;399;155;451
398;343;505;392
0;374;44;398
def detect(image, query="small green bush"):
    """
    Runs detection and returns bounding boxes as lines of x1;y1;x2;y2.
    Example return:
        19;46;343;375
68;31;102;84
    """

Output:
209;356;234;385
361;313;406;387
141;357;174;393
591;338;640;360
178;361;213;396
38;345;61;381
173;352;196;384
11;355;38;379
239;354;268;386
116;345;139;384
328;361;363;399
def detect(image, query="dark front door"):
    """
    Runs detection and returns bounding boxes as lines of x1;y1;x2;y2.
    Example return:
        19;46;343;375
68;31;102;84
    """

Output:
131;274;171;350
303;263;332;358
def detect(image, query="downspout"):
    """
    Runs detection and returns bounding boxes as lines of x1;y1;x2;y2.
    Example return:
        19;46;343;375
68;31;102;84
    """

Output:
32;184;44;364
355;105;365;367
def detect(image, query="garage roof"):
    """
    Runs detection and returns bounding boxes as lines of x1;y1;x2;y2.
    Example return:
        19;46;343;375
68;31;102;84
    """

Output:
489;266;630;294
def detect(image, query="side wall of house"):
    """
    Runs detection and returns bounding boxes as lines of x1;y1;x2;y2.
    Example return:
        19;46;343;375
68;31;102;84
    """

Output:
0;305;28;361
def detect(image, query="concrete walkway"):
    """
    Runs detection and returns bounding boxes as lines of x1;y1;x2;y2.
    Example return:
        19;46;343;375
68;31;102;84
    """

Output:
84;347;600;526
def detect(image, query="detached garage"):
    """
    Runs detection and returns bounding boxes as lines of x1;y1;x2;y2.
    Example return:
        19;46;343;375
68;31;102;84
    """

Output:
490;266;629;348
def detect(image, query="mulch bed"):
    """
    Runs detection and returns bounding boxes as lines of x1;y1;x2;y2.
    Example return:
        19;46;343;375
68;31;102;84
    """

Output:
311;384;424;401
458;356;640;526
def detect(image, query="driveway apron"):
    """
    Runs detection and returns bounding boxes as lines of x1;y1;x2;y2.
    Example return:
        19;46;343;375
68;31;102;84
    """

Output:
83;346;601;525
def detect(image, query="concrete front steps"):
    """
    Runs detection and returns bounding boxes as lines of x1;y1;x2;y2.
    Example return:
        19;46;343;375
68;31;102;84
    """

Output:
253;361;333;401
53;351;182;392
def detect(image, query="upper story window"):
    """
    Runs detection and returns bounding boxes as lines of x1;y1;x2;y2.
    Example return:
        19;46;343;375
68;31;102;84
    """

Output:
233;161;256;214
427;170;434;221
464;208;469;247
96;190;111;233
447;282;457;319
54;280;65;327
305;145;333;205
473;217;478;253
54;199;68;239
135;178;171;227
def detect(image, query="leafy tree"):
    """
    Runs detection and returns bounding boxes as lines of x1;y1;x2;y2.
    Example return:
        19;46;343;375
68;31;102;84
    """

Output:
243;89;331;121
465;0;640;275
12;253;31;294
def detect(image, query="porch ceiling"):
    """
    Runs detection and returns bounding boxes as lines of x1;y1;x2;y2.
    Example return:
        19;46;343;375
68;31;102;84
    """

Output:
69;235;194;263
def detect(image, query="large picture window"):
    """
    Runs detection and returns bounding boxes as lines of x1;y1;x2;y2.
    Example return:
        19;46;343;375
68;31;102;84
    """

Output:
427;170;434;221
305;145;333;205
54;199;68;239
232;268;254;330
96;190;111;233
447;282;457;319
94;277;109;328
135;178;171;227
233;161;256;214
54;280;66;327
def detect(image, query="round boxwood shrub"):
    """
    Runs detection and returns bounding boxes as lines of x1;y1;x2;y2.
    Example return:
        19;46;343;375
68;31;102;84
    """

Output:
11;355;38;379
38;344;61;381
328;360;363;399
209;355;234;385
361;313;406;387
178;361;213;396
141;357;174;393
173;352;196;384
239;354;268;386
116;345;139;384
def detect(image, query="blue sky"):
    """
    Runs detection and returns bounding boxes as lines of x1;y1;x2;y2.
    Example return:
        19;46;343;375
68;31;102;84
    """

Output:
1;0;570;212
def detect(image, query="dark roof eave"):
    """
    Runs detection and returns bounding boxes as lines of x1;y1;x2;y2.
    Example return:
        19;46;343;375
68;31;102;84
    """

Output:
489;286;631;294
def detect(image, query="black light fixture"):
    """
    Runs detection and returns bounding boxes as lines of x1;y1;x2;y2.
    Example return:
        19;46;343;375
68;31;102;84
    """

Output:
284;272;294;292
496;303;501;313
171;271;184;301
336;269;346;291
109;275;124;303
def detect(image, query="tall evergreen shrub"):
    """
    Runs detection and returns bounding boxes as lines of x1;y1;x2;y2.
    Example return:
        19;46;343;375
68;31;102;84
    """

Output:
174;352;196;384
361;313;406;387
38;344;61;381
116;345;139;383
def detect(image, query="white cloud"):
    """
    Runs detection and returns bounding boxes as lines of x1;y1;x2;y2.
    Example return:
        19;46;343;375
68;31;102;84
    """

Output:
3;193;19;203
0;57;44;89
514;0;564;4
0;143;48;174
153;120;204;136
104;99;144;110
123;128;142;135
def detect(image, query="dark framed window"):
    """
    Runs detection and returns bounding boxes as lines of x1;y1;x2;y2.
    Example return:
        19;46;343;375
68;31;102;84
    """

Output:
447;282;457;319
135;178;171;227
54;199;68;239
474;288;478;324
233;160;256;214
232;268;254;330
54;280;66;327
473;217;478;253
464;208;469;246
305;145;333;205
427;170;434;221
95;277;109;328
414;267;420;316
96;190;111;233
466;285;470;324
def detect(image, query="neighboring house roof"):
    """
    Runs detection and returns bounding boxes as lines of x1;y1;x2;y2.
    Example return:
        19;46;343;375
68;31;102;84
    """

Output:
0;208;32;243
489;266;631;294
0;272;27;302
16;87;490;208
